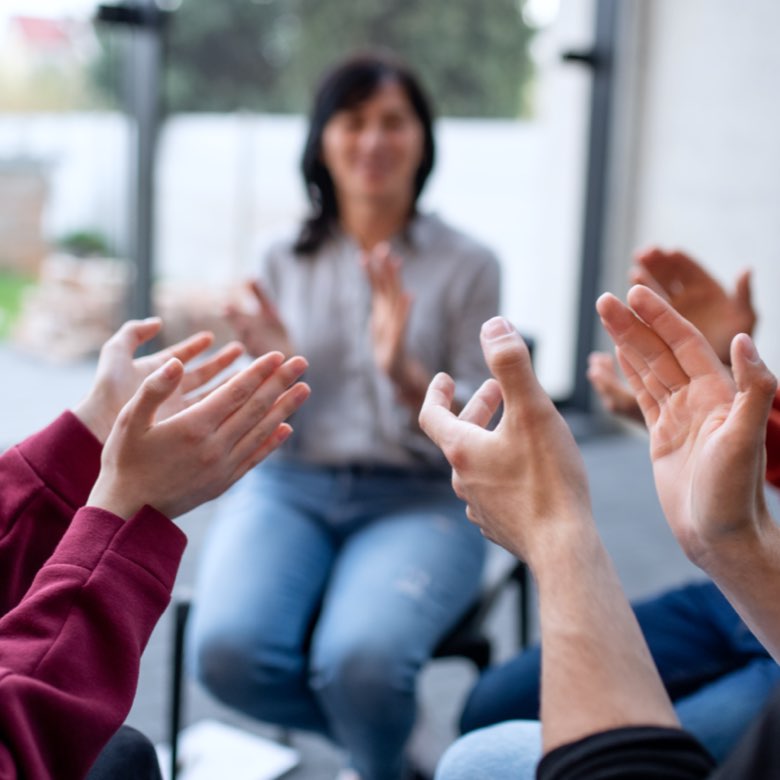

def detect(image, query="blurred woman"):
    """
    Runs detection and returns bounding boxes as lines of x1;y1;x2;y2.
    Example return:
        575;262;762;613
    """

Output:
188;52;501;780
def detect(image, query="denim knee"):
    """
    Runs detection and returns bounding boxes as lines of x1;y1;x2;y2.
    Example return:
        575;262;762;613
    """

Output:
191;628;304;714
435;721;542;780
312;639;414;722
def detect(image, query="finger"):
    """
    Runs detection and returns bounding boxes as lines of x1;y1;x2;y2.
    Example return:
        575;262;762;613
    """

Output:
597;291;693;391
729;334;777;439
230;382;310;465
458;378;503;428
218;356;309;443
628;265;669;299
626;285;726;379
104;317;162;356
735;269;754;318
637;249;707;288
478;317;545;421
180;341;245;394
121;358;184;432
234;423;294;479
190;351;288;427
250;280;282;322
418;372;460;451
163;331;215;367
614;347;660;427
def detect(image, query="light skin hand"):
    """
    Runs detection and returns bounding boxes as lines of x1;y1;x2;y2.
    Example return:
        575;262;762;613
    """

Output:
74;318;245;444
87;352;310;521
597;285;780;663
587;351;644;425
225;280;294;359
362;242;431;411
596;286;776;568
419;316;592;564
420;316;677;749
630;247;756;364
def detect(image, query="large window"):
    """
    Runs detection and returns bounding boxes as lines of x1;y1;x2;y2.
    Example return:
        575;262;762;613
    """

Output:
0;0;594;399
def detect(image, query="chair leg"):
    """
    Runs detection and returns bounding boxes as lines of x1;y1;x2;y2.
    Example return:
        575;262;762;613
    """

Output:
169;599;192;780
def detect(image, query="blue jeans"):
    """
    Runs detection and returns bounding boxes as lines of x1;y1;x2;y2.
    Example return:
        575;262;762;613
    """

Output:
187;460;485;780
434;720;541;780
449;580;780;777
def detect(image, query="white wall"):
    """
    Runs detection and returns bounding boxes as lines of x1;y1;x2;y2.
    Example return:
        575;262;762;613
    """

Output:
604;0;780;372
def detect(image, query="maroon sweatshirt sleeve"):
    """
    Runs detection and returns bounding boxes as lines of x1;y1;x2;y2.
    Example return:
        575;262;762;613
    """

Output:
0;504;186;779
0;412;102;613
765;390;780;490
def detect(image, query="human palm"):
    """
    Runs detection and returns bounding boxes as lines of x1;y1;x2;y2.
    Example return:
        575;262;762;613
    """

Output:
361;243;412;378
601;285;774;568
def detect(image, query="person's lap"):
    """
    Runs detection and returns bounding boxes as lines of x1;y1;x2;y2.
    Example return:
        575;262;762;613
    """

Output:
188;461;486;778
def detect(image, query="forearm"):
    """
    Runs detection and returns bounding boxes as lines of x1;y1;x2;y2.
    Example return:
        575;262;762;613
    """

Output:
0;505;185;779
531;520;677;754
0;413;102;613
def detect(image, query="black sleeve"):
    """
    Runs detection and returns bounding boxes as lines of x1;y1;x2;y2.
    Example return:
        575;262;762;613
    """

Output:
537;726;715;780
710;685;780;780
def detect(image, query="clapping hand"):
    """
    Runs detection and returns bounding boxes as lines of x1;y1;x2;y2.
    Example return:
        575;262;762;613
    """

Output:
225;280;294;359
75;318;245;443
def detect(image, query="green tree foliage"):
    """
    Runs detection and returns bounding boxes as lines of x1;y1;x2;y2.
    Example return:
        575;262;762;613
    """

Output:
159;0;536;117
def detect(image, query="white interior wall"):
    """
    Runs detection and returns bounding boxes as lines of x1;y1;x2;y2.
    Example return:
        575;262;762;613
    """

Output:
604;0;780;372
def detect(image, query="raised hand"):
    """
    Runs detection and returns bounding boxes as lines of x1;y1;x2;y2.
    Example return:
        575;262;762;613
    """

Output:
630;248;756;364
587;351;644;424
87;351;310;521
74;318;245;443
419;316;592;564
362;242;430;409
362;242;412;376
225;280;294;359
597;285;775;569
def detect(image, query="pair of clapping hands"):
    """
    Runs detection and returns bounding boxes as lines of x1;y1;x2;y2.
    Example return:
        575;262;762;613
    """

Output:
75;319;310;522
419;248;773;593
225;245;428;407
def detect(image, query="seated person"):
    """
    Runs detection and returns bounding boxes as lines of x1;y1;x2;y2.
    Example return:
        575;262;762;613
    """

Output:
435;249;777;779
0;317;309;779
187;52;499;780
421;289;780;779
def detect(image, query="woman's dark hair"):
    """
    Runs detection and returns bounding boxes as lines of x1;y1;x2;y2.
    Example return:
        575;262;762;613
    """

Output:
294;52;436;254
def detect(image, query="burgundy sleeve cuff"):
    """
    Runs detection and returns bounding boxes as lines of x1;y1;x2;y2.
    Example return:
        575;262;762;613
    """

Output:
15;412;102;510
48;506;187;592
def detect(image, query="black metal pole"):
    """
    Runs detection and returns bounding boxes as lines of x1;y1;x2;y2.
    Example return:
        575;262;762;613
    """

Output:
96;2;168;324
560;0;620;411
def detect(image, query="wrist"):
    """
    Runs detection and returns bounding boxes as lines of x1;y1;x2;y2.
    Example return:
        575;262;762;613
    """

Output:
693;508;780;577
73;389;117;445
524;510;601;579
86;474;140;521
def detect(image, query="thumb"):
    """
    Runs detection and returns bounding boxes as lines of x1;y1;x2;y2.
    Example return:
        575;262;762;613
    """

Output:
123;358;184;431
480;317;540;416
730;334;777;440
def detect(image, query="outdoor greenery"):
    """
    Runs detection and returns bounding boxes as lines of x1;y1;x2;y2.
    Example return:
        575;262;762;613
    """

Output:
94;0;537;118
56;229;115;258
0;272;34;340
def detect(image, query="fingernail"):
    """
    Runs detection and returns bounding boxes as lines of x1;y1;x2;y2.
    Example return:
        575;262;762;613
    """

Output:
482;317;514;340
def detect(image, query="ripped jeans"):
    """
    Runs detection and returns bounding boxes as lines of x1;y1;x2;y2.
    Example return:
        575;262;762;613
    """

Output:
187;460;485;780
